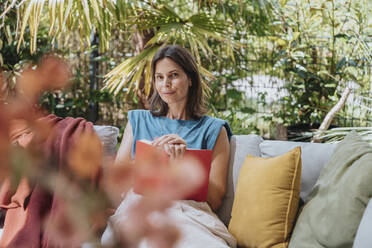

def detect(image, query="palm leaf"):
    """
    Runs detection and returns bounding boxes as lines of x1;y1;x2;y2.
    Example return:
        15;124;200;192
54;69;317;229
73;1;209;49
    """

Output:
62;0;73;32
2;0;260;97
103;45;160;95
7;0;120;54
316;127;372;144
17;0;33;52
144;57;153;96
104;2;239;95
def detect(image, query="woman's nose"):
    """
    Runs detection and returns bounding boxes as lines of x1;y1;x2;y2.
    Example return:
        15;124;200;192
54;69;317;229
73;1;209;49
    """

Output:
164;77;171;87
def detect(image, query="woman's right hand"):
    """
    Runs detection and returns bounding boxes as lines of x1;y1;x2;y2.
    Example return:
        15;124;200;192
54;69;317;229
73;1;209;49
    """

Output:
152;134;187;160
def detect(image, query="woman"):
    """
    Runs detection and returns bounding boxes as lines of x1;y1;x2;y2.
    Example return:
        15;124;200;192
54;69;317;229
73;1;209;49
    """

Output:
102;45;236;248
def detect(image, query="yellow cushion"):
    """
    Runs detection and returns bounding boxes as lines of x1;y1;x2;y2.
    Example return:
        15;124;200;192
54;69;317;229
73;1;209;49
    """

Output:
228;147;302;248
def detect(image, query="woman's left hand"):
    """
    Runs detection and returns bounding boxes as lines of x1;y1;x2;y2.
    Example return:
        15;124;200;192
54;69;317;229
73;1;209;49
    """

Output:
152;134;187;160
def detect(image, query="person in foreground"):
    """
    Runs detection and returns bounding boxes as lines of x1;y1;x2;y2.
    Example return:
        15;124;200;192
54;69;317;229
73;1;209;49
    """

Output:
101;45;236;248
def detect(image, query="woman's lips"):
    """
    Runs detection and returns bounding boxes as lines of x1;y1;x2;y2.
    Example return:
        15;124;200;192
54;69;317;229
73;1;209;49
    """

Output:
162;92;175;95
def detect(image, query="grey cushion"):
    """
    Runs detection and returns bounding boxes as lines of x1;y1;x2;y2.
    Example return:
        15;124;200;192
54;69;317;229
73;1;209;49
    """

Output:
217;134;263;226
93;125;119;159
353;198;372;248
260;140;336;202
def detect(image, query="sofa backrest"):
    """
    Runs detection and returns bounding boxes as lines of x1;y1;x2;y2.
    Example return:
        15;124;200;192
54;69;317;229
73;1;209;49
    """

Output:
260;139;336;202
217;134;337;226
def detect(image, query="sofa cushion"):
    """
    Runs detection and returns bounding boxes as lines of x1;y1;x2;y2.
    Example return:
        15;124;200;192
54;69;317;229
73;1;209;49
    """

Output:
260;140;336;202
289;132;372;248
217;134;263;226
229;147;301;248
353;198;372;248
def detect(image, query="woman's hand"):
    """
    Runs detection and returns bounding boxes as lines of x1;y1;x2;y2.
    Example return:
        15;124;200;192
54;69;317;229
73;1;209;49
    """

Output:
152;134;187;160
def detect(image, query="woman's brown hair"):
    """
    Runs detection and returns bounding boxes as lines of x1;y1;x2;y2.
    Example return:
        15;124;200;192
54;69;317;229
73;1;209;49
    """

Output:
149;45;207;119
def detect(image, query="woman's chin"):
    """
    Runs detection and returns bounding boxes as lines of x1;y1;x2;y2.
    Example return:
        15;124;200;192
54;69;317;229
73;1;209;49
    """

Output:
160;98;171;104
160;97;175;104
160;96;187;106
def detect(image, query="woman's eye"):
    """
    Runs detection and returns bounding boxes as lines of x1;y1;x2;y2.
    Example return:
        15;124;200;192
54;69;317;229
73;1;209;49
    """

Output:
156;75;163;81
171;73;178;78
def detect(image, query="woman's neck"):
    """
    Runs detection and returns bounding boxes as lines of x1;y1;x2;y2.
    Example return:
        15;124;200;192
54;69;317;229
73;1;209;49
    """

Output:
167;103;188;120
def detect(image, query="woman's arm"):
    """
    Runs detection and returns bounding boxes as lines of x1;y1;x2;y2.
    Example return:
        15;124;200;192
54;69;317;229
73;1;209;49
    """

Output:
207;126;230;211
115;121;134;165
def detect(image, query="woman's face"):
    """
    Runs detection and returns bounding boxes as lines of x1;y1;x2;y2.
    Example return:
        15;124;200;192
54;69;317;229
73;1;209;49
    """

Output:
154;58;191;106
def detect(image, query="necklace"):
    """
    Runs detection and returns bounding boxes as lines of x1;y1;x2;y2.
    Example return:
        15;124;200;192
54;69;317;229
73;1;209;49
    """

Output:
160;117;186;136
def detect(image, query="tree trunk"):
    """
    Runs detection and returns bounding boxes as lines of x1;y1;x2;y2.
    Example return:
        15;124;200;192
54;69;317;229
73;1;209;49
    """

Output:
88;31;99;123
312;87;352;143
275;124;288;141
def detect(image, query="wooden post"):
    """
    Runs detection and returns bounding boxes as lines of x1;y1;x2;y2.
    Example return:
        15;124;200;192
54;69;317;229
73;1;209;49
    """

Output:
312;87;352;143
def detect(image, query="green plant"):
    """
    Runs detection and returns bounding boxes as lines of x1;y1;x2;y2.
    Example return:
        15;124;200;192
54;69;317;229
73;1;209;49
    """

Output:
40;89;113;119
268;0;372;127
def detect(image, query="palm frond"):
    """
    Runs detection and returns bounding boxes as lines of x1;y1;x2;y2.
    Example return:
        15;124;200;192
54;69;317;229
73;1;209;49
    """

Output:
104;2;240;95
103;45;160;95
1;0;266;97
315;127;372;144
3;0;122;53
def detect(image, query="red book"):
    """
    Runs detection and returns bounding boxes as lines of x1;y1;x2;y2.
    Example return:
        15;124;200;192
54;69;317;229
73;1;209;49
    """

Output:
134;140;213;202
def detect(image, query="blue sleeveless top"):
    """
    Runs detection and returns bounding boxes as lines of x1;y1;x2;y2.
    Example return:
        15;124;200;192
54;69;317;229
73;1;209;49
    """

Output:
128;110;232;158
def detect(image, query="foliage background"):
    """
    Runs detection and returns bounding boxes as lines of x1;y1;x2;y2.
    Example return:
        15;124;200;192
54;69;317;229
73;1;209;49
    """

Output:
1;0;371;140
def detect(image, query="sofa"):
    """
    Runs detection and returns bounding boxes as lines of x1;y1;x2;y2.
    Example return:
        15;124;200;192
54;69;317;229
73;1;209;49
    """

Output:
216;134;372;248
80;127;372;247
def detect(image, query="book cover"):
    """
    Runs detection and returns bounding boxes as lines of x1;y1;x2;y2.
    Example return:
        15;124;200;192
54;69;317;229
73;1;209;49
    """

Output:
134;139;212;202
